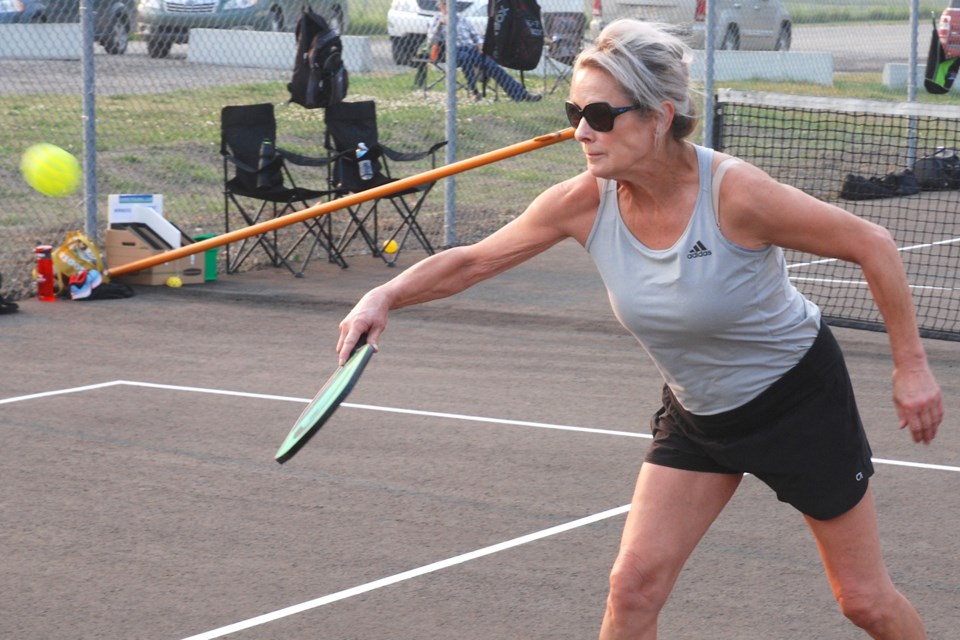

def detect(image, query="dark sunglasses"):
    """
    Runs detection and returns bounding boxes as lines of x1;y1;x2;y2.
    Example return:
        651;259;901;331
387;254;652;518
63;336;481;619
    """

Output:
564;101;646;132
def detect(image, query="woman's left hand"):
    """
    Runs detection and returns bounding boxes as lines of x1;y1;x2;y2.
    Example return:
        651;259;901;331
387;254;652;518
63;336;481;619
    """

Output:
892;365;943;444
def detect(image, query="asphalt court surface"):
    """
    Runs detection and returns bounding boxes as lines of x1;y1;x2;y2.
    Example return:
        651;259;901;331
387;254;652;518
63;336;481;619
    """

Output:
2;239;959;639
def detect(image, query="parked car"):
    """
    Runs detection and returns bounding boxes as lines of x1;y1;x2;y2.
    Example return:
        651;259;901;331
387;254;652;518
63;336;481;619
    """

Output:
589;0;791;51
0;0;136;54
137;0;347;59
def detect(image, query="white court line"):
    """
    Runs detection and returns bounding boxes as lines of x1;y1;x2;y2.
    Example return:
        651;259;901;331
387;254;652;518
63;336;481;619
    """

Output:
179;504;632;640
790;276;957;293
113;380;313;404
342;401;652;439
5;379;960;639
0;380;312;407
790;276;871;287
787;236;960;271
337;407;960;472
871;457;960;473
789;274;959;293
8;382;960;475
786;236;960;292
104;380;653;440
0;380;125;405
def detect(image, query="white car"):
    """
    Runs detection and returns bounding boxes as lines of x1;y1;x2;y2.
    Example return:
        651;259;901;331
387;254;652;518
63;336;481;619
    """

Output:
388;0;489;66
589;0;791;51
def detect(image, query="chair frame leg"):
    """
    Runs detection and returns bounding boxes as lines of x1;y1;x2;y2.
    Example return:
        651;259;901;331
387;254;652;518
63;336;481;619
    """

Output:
289;213;349;275
379;192;436;267
225;194;348;276
226;196;294;275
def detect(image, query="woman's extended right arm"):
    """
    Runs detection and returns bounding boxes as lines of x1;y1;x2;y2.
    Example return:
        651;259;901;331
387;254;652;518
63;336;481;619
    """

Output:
336;172;598;362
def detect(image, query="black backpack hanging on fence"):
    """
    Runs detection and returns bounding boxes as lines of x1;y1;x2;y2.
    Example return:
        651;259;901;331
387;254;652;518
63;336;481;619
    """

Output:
288;9;348;109
483;0;544;71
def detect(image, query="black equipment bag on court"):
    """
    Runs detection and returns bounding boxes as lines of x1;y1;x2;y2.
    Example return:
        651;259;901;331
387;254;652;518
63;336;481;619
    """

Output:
839;170;920;201
483;0;544;71
913;148;960;190
288;9;348;109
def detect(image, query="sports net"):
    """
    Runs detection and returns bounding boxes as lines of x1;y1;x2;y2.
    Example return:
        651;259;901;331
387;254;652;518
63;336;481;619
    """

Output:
713;90;960;342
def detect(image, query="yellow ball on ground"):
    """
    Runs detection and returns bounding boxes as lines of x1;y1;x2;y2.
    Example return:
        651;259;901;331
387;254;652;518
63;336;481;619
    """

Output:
383;239;399;254
21;143;81;198
165;276;183;288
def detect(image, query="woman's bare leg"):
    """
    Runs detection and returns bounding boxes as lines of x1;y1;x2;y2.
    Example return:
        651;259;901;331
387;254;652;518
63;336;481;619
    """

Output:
599;463;743;640
805;488;926;639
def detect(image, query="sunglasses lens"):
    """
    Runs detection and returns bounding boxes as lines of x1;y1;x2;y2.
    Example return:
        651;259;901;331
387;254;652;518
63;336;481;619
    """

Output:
583;104;614;132
566;103;617;132
564;102;582;128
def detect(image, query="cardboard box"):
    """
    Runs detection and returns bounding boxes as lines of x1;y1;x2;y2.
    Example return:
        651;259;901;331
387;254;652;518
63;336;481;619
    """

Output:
108;193;164;219
112;203;182;249
106;227;204;286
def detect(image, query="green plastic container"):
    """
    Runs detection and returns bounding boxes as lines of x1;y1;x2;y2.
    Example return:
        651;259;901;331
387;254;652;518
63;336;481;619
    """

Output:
193;233;219;281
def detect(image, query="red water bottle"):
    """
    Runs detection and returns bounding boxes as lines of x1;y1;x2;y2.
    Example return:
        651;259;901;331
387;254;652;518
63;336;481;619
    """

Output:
34;245;56;301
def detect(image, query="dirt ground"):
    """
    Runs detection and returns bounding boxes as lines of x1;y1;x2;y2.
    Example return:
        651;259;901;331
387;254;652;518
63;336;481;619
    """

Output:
2;239;958;639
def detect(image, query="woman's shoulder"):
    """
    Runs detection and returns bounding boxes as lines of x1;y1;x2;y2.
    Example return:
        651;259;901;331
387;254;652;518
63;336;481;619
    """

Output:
709;149;770;182
552;170;602;204
528;171;602;243
539;171;603;220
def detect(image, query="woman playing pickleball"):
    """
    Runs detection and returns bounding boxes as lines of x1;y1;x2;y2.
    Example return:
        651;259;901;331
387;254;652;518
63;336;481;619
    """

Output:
338;19;943;639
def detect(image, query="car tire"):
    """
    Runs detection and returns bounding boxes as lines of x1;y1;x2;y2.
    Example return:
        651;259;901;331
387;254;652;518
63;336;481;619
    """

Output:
391;34;425;67
774;23;791;52
100;13;130;55
146;37;173;58
720;25;740;51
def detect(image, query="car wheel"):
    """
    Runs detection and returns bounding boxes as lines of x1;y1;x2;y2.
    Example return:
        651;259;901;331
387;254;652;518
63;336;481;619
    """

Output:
774;23;791;52
146;37;173;58
269;7;284;32
391;34;425;66
101;14;130;55
720;26;740;51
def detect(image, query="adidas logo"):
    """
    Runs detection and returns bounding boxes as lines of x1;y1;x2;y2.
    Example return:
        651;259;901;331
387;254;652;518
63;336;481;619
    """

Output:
686;240;712;259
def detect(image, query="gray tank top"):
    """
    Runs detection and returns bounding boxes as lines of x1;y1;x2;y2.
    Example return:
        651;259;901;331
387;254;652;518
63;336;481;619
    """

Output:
585;145;821;414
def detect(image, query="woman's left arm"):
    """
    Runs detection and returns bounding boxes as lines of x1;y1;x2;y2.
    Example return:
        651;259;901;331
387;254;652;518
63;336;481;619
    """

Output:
721;163;943;444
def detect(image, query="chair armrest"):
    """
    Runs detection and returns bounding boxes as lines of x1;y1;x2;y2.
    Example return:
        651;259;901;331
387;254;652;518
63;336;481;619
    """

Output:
326;148;354;162
380;140;448;163
276;146;332;168
223;153;286;177
223;153;258;174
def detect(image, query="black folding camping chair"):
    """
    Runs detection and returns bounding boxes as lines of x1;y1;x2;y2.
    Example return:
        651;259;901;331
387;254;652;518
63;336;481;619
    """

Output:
221;103;347;276
323;100;447;266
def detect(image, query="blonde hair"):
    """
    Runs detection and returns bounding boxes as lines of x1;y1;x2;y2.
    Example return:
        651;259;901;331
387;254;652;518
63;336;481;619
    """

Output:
575;20;699;140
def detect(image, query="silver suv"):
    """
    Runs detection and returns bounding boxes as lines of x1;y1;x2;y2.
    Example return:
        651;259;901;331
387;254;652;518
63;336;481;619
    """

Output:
138;0;347;58
0;0;136;54
590;0;791;51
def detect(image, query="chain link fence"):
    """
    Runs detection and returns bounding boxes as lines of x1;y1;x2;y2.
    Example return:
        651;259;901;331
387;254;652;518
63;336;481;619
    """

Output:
0;0;953;299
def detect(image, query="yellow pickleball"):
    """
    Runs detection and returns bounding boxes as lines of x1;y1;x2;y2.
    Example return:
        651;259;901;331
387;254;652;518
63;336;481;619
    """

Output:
21;143;81;198
383;239;399;254
165;276;182;288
